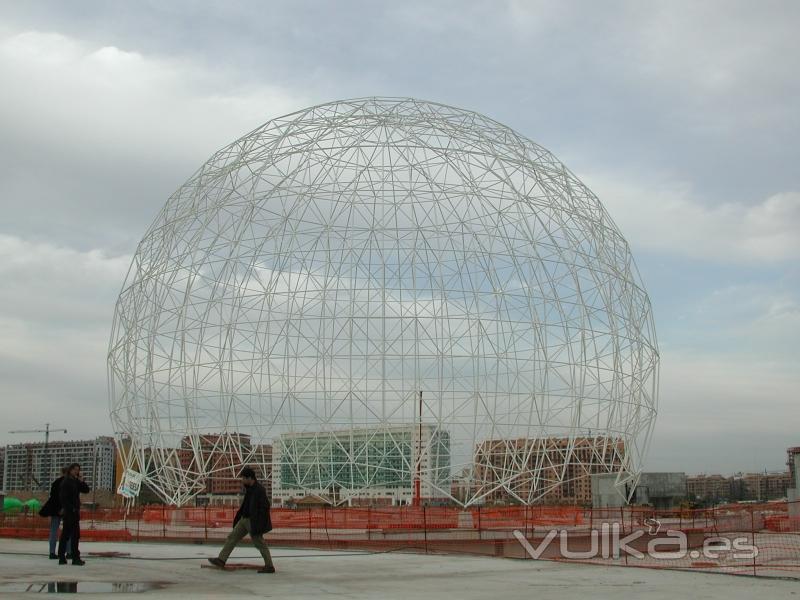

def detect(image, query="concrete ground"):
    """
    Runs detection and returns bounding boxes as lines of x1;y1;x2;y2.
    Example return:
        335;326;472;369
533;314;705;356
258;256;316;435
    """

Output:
0;538;798;599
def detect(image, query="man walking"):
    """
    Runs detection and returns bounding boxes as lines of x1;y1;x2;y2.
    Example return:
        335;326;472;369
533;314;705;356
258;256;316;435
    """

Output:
208;467;275;573
58;463;88;566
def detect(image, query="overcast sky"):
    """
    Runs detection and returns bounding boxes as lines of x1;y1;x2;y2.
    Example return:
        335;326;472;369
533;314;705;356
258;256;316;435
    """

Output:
0;0;797;475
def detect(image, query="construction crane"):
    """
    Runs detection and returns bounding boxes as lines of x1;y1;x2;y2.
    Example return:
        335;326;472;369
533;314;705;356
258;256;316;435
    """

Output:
8;423;68;490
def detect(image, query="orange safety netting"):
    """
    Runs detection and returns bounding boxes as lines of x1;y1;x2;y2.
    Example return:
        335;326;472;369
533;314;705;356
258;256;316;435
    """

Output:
2;501;797;578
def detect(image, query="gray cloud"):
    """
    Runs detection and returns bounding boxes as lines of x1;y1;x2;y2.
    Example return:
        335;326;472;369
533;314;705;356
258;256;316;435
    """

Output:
0;1;797;473
0;235;129;442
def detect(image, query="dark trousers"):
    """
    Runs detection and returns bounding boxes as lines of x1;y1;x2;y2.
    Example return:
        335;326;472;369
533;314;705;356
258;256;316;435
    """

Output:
58;512;80;560
217;518;273;567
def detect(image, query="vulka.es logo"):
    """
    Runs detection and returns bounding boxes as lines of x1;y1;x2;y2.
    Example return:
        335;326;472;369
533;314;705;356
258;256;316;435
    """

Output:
513;523;758;561
643;517;661;535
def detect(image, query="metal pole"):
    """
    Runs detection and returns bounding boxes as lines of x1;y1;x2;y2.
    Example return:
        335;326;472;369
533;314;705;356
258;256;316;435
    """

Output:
413;390;422;507
43;423;50;491
423;505;428;554
751;507;757;576
92;443;98;507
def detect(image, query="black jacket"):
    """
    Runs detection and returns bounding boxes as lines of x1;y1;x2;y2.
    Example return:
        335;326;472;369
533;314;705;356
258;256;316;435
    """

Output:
39;476;65;517
234;481;272;535
58;475;90;516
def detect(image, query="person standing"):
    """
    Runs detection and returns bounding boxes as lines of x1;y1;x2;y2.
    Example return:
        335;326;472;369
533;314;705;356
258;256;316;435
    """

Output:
207;467;275;573
39;467;74;559
58;463;89;566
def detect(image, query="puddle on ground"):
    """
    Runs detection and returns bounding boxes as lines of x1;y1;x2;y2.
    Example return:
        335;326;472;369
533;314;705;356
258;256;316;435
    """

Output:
0;581;168;593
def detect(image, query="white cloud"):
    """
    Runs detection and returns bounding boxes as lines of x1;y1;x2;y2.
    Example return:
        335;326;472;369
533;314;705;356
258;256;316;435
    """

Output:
581;170;800;263
0;234;130;328
0;30;306;167
0;28;310;251
681;282;800;362
504;1;799;134
695;282;799;323
634;2;800;132
646;277;799;473
0;235;131;443
648;349;798;473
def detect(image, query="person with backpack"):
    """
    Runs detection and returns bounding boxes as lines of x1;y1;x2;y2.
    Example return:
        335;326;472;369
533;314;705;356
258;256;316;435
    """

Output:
39;466;85;559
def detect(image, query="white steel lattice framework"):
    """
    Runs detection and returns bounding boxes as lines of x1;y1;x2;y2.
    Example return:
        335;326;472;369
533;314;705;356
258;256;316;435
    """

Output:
108;97;659;507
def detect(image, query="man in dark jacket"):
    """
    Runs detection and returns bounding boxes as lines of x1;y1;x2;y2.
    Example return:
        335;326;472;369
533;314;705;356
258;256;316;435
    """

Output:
40;467;76;559
207;467;275;573
58;463;89;566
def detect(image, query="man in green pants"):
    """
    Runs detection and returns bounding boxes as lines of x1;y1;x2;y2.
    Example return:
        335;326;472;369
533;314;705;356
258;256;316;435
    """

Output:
208;467;275;573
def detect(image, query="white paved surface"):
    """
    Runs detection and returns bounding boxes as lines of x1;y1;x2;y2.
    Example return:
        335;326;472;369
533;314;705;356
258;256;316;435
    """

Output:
0;538;798;599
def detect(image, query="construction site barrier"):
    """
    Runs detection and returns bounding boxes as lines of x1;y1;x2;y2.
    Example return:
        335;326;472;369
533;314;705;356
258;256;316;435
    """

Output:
1;501;797;579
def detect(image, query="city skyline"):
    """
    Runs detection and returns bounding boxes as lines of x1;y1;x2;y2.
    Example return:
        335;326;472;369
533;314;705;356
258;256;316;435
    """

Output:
2;429;795;483
0;1;797;475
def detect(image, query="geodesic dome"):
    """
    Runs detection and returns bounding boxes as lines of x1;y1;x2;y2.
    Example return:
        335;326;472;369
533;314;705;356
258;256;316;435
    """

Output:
109;97;658;507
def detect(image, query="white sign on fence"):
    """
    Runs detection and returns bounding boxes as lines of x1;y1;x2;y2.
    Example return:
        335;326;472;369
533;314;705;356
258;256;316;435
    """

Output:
117;469;144;498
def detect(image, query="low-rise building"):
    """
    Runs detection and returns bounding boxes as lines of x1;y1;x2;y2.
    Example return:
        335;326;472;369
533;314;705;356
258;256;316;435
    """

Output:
273;424;451;506
176;433;272;501
474;436;626;505
735;471;791;501
687;474;731;503
688;470;791;504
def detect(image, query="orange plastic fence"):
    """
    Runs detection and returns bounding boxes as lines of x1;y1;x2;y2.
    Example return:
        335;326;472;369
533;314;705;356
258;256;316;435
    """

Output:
2;501;797;579
136;505;584;529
